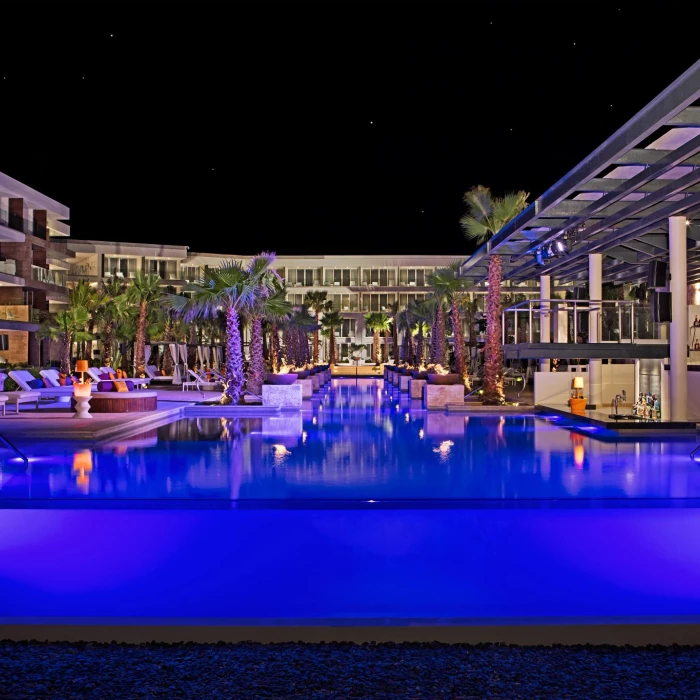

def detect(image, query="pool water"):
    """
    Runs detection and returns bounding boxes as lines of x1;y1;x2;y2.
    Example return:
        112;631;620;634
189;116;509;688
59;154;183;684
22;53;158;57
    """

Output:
1;378;700;627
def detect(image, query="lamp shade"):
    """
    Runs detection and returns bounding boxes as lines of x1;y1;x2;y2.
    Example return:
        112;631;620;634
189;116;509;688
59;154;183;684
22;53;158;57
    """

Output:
572;377;585;390
76;360;89;373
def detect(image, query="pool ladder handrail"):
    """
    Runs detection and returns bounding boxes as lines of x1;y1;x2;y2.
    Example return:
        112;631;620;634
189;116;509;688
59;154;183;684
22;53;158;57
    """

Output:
0;431;28;468
691;445;700;463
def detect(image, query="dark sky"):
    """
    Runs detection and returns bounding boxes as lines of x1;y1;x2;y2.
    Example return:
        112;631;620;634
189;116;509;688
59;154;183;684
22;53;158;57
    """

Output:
2;2;700;257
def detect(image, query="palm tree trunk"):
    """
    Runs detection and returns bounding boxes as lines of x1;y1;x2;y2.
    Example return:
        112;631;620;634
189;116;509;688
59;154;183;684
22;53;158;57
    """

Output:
134;301;148;377
382;329;389;363
434;306;447;366
329;329;337;365
451;300;469;388
483;254;504;404
103;322;114;367
163;318;174;376
392;320;398;363
224;305;245;405
372;329;379;363
246;317;264;395
61;335;70;375
416;326;424;366
313;313;320;364
270;323;280;372
188;324;197;369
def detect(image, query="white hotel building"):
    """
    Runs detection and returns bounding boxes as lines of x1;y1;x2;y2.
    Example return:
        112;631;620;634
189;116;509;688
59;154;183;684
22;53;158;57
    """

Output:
66;241;470;362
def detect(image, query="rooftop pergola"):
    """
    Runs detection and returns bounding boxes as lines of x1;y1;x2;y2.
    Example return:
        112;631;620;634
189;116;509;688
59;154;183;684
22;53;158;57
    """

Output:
460;58;700;287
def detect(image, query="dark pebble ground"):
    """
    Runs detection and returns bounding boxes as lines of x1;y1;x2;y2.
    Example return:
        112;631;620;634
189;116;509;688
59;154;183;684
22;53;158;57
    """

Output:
1;641;699;699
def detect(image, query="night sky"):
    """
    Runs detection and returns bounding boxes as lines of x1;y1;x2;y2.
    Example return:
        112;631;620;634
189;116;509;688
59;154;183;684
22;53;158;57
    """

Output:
2;3;700;257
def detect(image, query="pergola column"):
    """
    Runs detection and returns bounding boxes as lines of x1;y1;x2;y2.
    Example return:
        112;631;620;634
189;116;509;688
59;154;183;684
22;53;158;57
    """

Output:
539;274;550;372
669;215;688;420
588;254;603;408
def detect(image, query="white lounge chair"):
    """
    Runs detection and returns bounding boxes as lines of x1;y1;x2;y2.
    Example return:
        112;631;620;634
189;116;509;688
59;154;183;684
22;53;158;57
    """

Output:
183;368;223;392
145;365;174;383
10;370;77;397
0;391;41;414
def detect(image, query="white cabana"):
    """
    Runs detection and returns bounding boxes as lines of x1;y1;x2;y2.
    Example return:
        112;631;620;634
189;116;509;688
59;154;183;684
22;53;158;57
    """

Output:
168;343;182;384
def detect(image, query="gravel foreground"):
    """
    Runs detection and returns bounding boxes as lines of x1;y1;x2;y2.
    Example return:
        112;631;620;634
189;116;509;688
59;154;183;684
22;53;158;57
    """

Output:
1;641;699;699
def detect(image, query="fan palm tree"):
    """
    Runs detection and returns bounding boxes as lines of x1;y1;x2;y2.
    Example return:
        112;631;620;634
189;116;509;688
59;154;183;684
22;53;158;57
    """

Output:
320;310;343;365
428;263;470;385
461;186;528;404
125;272;163;378
409;300;433;366
97;277;126;367
395;307;415;365
165;255;278;404
246;287;291;394
388;300;400;363
364;312;390;364
39;307;92;374
304;290;328;365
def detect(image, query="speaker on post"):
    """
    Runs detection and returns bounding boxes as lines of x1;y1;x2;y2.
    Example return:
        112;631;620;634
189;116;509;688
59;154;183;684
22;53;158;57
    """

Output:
650;291;672;323
648;260;668;289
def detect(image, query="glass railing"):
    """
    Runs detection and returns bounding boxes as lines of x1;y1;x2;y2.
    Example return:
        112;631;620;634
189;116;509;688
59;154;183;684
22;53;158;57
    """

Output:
0;209;49;238
31;265;66;287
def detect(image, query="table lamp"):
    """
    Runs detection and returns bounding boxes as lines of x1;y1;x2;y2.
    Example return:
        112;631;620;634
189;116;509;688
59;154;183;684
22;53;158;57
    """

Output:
76;360;89;384
572;376;584;399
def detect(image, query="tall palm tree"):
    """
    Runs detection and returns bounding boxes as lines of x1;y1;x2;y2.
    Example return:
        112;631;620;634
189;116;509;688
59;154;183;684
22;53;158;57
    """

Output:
410;300;433;366
388;300;400;363
125;272;163;378
395;307;415;365
97;277;126;368
320;310;343;365
246;287;291;394
461;186;528;404
304;290;328;365
428;263;470;384
39;307;92;374
364;312;388;364
166;255;278;404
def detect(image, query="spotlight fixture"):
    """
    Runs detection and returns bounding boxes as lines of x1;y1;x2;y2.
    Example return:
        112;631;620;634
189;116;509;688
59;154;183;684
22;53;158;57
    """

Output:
553;238;569;256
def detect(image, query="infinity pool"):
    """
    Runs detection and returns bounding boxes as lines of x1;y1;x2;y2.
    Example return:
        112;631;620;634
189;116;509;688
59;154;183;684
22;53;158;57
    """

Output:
1;378;699;634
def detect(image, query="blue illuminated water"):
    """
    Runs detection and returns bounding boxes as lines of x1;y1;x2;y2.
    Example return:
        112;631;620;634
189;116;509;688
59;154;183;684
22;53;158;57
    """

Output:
1;378;700;626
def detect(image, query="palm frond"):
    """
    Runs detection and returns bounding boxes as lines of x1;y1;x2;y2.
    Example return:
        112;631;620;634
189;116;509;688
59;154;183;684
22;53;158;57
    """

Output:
463;185;493;221
460;214;490;242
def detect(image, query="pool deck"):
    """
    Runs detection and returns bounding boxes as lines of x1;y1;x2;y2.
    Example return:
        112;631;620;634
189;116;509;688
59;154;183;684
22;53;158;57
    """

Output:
539;404;699;433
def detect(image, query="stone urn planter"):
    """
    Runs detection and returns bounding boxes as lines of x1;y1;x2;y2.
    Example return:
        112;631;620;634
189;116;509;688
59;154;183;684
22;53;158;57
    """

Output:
411;370;429;379
427;373;461;385
265;373;298;385
296;370;311;379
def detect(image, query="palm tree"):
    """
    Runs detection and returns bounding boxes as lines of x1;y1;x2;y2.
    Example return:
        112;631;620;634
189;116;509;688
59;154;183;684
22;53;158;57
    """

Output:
39;307;92;374
461;186;528;404
425;295;448;366
97;277;126;367
320;310;343;365
364;312;385;364
428;263;470;384
166;255;278;404
410;300;433;366
125;272;163;378
395;307;415;365
304;290;328;365
246;287;291;394
388;300;400;363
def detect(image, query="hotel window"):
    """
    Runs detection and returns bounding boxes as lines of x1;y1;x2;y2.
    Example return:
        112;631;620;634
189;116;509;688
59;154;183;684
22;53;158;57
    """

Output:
398;293;427;309
0;334;8;351
183;266;200;282
324;268;356;286
287;293;305;306
362;268;396;286
147;259;179;280
361;293;396;312
399;268;430;287
104;257;138;279
287;268;316;287
330;294;358;311
339;319;355;338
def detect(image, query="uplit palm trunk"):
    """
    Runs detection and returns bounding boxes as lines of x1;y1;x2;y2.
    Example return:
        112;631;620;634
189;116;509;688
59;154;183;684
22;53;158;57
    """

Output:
103;322;114;367
188;324;197;369
163;318;174;376
313;314;320;364
224;305;245;405
61;335;70;375
246;317;264;395
451;300;469;388
134;301;148;377
382;329;389;363
416;326;424;366
483;254;504;404
434;306;447;365
270;323;280;372
372;329;379;363
329;329;337;365
392;321;398;363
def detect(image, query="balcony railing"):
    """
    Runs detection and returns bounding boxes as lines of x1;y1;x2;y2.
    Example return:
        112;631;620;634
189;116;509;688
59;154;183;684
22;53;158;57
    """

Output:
0;208;49;239
31;265;66;287
0;259;18;277
502;299;659;345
